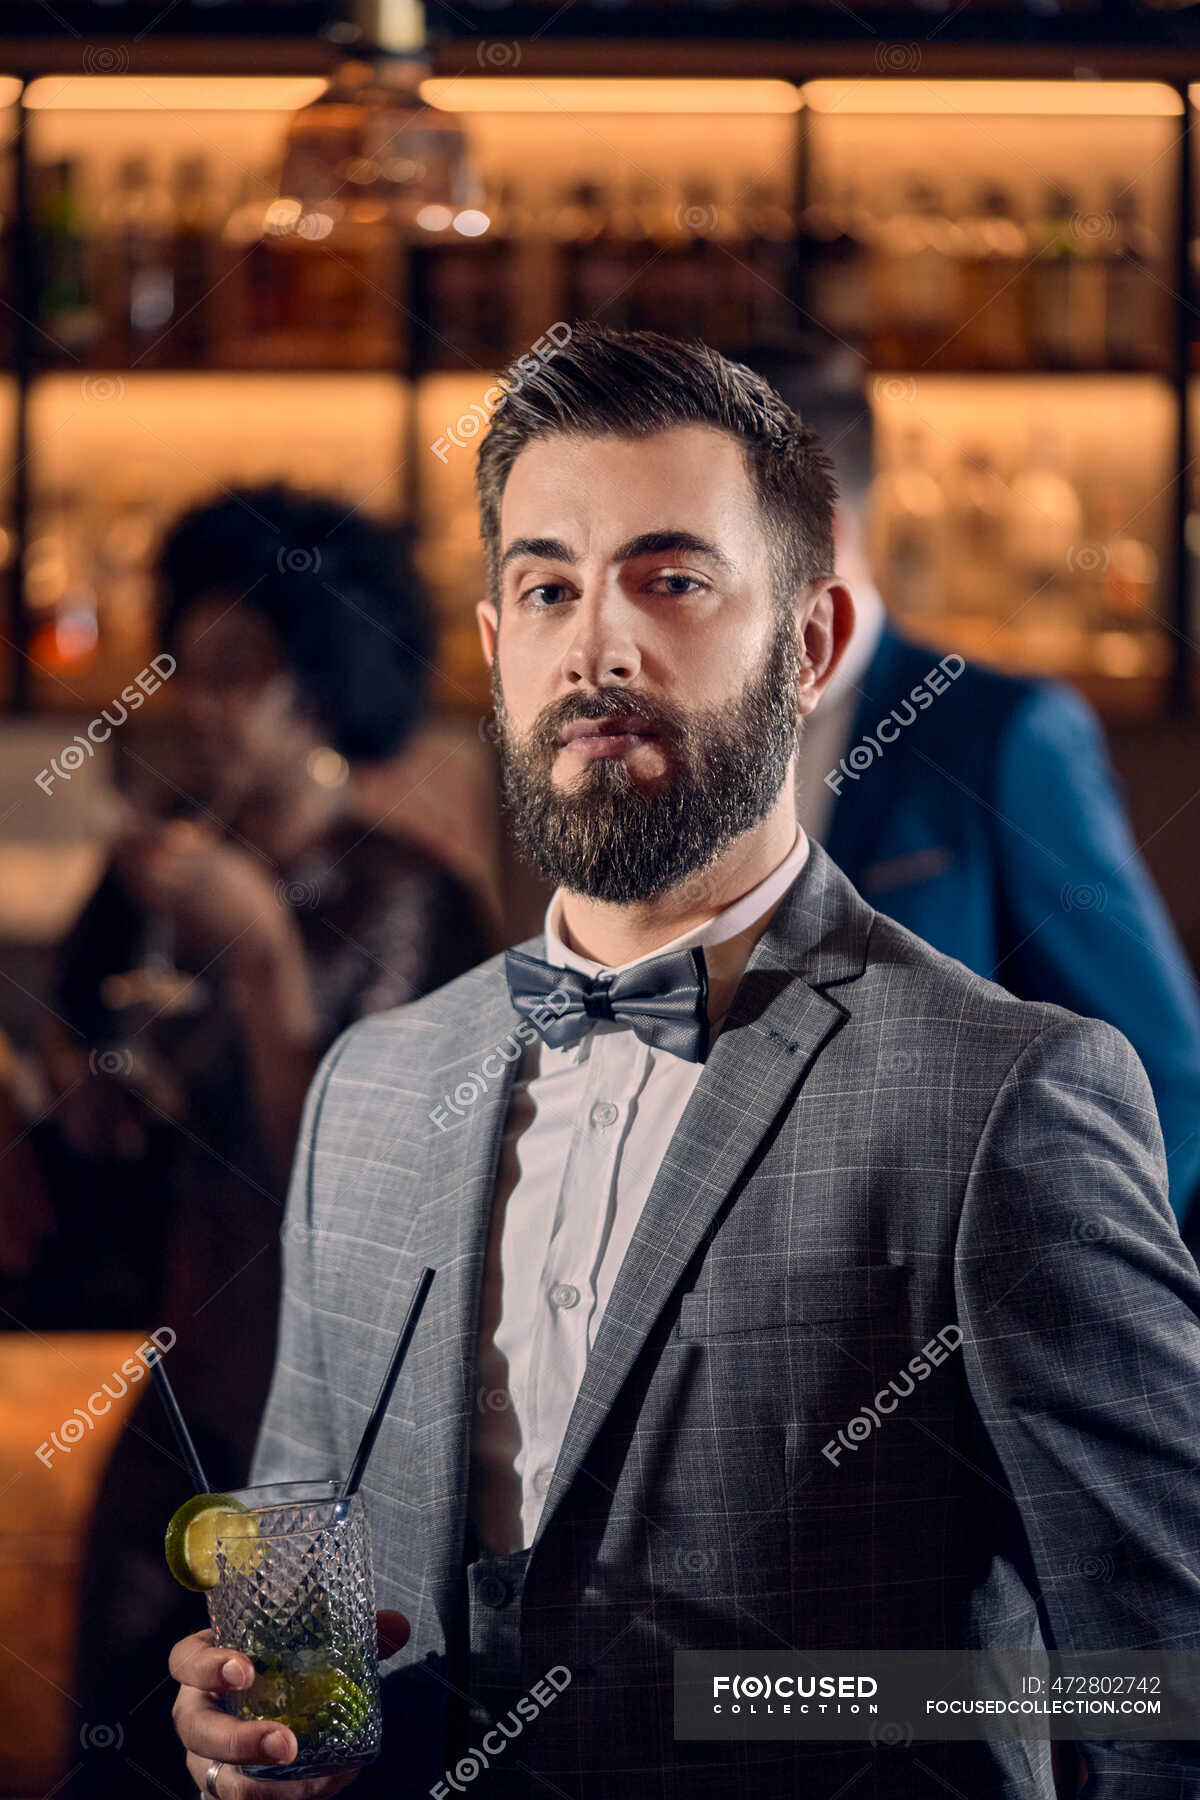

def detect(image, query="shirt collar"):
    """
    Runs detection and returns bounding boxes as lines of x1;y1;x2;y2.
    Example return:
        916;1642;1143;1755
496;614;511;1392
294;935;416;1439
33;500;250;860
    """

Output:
542;824;810;979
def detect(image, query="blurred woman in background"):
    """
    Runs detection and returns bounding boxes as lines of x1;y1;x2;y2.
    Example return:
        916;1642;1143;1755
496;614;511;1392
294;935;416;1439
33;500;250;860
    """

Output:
33;484;493;1798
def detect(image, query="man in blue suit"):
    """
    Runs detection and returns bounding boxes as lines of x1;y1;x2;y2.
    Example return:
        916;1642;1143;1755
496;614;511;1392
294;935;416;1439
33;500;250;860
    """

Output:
742;348;1200;1230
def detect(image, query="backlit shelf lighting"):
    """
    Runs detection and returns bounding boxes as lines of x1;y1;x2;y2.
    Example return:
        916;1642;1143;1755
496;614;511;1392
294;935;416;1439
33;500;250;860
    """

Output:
24;77;329;112
419;78;802;115
803;80;1182;116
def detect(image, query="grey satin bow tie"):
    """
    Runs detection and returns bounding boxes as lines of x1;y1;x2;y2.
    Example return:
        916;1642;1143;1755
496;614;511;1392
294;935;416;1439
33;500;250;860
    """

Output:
504;943;710;1063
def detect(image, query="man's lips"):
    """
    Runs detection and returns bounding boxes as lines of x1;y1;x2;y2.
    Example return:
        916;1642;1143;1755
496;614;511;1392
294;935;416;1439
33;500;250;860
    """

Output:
557;715;661;745
555;716;663;760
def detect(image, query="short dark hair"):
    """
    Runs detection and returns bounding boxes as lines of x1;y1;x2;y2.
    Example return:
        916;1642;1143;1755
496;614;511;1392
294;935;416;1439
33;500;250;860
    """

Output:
732;335;875;508
474;324;838;611
159;483;433;763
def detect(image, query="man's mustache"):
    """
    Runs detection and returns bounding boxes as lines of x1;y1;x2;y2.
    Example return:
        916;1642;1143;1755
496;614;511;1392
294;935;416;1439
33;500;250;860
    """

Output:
529;696;681;755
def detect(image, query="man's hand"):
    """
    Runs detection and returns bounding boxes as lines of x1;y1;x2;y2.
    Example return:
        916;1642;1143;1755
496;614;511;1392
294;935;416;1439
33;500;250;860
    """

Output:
170;1611;411;1799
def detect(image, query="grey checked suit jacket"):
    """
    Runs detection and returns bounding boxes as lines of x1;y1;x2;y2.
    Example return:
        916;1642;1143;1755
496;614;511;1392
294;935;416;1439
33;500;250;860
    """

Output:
249;839;1200;1799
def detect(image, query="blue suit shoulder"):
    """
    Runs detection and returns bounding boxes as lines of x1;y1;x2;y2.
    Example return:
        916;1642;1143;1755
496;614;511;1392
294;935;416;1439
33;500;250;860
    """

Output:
844;624;1200;1228
864;624;1091;764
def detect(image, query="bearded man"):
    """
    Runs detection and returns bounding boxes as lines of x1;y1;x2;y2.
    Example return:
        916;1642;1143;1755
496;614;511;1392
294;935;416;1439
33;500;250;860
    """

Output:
169;326;1200;1800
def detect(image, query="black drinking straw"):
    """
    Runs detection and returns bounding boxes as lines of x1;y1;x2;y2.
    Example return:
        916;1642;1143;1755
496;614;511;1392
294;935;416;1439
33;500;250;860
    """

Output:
145;1345;211;1493
338;1266;436;1505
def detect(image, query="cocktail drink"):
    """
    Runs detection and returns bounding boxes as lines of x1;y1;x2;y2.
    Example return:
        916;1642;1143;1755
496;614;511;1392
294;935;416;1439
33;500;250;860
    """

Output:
168;1479;383;1780
159;1269;436;1782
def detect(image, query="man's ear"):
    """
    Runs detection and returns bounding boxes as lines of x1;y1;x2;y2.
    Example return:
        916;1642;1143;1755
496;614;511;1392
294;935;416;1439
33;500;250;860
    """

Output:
477;598;498;665
796;578;855;718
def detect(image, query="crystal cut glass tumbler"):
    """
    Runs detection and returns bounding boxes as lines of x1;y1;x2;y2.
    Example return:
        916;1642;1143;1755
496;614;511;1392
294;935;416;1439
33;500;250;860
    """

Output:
205;1479;383;1780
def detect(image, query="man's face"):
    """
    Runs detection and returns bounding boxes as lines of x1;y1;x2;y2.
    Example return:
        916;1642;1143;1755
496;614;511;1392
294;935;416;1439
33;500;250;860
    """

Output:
476;424;814;905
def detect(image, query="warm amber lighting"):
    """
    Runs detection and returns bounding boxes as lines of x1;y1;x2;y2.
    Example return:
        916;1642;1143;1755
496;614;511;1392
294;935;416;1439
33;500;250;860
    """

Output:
803;80;1182;116
0;78;21;109
24;76;329;111
308;747;350;789
419;78;802;115
416;203;456;232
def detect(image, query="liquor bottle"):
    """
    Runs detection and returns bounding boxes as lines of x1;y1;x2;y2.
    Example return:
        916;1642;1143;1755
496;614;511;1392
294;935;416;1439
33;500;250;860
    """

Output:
26;484;101;674
1029;184;1072;369
624;179;674;335
1103;185;1166;373
804;180;876;352
694;182;745;347
560;180;633;333
871;177;963;370
866;425;949;618
221;0;475;370
95;472;162;667
671;178;725;343
37;159;100;361
587;176;641;335
1092;484;1158;634
217;169;285;357
220;146;400;367
283;2;476;231
413;173;513;370
1030;182;1104;370
169;156;214;366
956;185;1029;370
493;175;550;353
946;444;1010;615
1006;423;1084;663
733;178;798;343
606;179;652;335
98;156;175;365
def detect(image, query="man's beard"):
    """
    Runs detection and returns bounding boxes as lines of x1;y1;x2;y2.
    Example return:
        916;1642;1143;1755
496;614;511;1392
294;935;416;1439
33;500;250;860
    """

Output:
490;611;801;904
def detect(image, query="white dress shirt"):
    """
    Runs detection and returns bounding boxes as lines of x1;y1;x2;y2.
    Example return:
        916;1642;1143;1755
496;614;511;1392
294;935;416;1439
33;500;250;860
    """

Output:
794;579;886;845
468;824;811;1554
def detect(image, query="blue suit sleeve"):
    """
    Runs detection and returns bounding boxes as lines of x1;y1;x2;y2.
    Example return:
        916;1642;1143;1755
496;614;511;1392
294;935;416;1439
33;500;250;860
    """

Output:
993;681;1200;1226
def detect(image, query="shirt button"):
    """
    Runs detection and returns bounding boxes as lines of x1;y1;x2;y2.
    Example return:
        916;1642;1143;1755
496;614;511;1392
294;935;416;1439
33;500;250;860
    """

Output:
532;1466;554;1497
477;1573;511;1609
549;1282;580;1310
589;1100;618;1129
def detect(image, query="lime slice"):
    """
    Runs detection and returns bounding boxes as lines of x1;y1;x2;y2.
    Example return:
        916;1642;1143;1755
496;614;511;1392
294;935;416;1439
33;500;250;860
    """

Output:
216;1508;267;1577
164;1492;256;1592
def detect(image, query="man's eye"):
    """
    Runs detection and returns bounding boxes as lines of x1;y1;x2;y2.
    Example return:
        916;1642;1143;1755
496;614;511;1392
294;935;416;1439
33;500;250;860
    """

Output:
650;574;705;595
519;583;569;607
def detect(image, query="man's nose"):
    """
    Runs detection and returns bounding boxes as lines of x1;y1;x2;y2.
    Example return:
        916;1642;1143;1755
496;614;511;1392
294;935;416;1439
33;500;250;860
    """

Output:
558;583;643;687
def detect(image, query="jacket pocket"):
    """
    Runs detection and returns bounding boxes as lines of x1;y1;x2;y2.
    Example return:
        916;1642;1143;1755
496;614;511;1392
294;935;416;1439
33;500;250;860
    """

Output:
675;1264;911;1339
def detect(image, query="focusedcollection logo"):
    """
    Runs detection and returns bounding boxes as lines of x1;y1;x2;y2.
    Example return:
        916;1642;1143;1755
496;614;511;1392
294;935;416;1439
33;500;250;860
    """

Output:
712;1672;879;1715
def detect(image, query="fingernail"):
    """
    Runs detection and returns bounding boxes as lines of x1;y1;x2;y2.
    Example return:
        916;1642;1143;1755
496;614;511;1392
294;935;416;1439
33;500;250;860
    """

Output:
222;1658;251;1688
263;1729;293;1762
